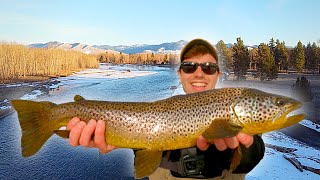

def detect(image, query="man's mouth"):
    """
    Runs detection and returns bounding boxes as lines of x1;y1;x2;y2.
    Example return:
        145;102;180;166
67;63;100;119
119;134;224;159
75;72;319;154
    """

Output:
191;82;207;87
191;82;207;92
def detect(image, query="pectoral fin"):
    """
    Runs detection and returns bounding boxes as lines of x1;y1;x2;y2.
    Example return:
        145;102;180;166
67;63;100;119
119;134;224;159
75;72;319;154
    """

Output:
202;118;243;139
134;150;162;179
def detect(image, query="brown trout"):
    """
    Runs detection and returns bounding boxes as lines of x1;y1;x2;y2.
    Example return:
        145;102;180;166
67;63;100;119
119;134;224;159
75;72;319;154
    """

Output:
11;88;304;178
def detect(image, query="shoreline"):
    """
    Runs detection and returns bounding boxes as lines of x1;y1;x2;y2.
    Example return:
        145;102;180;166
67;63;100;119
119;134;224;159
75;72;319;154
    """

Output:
0;77;61;117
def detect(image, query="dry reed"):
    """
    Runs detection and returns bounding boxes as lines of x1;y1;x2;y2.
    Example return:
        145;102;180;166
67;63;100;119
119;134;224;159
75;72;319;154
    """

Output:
0;43;98;83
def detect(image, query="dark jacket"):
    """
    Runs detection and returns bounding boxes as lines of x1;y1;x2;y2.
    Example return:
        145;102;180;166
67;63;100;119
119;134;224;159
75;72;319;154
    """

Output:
161;135;265;178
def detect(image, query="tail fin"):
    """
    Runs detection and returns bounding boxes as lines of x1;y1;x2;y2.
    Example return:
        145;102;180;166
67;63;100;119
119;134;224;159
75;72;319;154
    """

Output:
10;100;57;157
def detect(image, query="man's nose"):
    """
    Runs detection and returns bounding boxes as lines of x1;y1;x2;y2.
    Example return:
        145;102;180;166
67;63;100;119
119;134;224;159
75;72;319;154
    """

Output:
193;66;204;77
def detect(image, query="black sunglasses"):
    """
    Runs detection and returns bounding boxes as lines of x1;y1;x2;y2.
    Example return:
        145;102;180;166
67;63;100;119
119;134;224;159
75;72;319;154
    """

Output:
180;62;219;75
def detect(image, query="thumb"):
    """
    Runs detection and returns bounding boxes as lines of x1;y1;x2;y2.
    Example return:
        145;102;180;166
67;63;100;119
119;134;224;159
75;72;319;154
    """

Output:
197;135;210;151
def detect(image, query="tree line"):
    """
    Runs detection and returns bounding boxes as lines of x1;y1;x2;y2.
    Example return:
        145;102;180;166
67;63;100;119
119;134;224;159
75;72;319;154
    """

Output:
0;43;98;83
1;37;319;83
98;37;320;81
98;52;179;65
216;37;320;81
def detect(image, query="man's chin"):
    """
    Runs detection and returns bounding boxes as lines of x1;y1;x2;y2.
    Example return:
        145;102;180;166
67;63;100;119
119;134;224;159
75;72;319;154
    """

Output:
191;86;207;93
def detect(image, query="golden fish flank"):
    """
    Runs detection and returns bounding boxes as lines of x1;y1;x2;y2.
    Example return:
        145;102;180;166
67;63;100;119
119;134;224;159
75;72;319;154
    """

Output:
10;88;304;179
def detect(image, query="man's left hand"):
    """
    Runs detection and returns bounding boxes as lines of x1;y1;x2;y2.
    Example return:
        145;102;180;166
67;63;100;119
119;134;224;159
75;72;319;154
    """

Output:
196;132;254;151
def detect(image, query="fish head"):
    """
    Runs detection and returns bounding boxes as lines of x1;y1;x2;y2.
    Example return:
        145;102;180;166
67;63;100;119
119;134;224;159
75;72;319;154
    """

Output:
233;88;304;135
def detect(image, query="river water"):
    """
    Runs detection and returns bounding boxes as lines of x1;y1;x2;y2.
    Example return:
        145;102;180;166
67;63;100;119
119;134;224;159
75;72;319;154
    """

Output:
0;64;181;180
1;64;319;180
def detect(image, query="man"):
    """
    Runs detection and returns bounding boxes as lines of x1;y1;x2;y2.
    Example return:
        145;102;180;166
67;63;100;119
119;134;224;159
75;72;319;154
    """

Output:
67;38;265;179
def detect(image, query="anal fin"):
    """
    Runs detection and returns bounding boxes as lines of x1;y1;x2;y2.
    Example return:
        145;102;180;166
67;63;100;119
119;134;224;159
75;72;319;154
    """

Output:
54;130;70;139
134;150;162;179
229;146;242;172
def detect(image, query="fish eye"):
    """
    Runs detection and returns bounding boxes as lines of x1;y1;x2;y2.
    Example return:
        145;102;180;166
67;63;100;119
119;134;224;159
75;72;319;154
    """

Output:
276;98;286;106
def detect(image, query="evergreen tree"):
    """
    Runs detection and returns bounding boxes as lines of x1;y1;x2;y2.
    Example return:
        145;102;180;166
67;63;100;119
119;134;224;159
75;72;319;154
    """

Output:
216;40;233;73
304;42;313;71
274;41;289;72
292;41;305;72
232;37;250;81
316;43;320;74
249;48;259;71
291;76;314;102
311;42;320;73
268;38;276;55
256;43;278;81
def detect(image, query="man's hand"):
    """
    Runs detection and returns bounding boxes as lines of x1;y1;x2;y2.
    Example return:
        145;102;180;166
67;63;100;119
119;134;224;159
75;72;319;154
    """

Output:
67;117;116;154
196;132;254;151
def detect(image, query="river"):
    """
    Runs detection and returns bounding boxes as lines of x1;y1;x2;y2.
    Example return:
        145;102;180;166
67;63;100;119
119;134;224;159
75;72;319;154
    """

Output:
0;64;319;180
0;64;180;180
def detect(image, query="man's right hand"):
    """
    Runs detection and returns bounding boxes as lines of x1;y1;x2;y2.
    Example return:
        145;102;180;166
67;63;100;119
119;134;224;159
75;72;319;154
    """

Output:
67;117;116;154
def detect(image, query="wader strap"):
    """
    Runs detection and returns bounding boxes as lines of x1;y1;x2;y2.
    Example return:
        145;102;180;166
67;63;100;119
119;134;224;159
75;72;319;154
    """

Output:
181;147;198;157
159;157;184;175
160;147;206;178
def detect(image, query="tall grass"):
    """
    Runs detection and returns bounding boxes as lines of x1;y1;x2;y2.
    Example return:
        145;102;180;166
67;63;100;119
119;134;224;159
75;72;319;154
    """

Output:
0;43;99;82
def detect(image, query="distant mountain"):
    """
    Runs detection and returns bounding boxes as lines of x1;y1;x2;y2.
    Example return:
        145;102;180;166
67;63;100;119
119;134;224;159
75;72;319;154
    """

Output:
28;41;119;55
28;40;188;55
28;40;265;55
94;40;188;54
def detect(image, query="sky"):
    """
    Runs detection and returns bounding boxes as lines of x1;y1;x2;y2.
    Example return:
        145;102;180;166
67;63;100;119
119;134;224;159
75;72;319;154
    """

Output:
1;0;320;47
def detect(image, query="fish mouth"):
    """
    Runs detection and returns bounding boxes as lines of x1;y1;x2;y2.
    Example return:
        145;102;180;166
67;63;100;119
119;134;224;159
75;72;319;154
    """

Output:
285;113;304;122
274;102;304;128
285;102;304;120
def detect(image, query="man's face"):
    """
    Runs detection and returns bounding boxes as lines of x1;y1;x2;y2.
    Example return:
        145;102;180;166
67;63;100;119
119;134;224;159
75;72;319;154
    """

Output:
178;53;221;94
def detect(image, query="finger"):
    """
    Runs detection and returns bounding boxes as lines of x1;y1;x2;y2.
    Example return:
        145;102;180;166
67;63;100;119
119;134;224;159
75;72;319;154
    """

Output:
224;137;239;149
69;121;86;146
213;138;228;151
101;145;117;154
236;132;254;148
67;117;80;130
196;136;210;151
94;120;109;153
79;119;97;147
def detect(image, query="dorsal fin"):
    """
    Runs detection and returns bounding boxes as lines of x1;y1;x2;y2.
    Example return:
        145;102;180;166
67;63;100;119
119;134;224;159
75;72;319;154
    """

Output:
74;95;86;102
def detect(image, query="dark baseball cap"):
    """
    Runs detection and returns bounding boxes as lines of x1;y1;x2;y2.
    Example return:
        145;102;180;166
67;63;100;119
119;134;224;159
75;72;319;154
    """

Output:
180;38;218;62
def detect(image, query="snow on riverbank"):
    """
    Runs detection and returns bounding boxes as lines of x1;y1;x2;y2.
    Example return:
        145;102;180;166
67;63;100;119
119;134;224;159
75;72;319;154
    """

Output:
67;66;157;80
0;65;158;108
247;132;319;180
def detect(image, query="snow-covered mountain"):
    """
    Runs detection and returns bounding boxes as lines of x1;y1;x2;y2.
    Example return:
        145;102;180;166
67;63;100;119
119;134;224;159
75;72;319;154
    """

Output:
28;40;188;55
28;40;270;55
93;40;187;54
28;41;119;55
